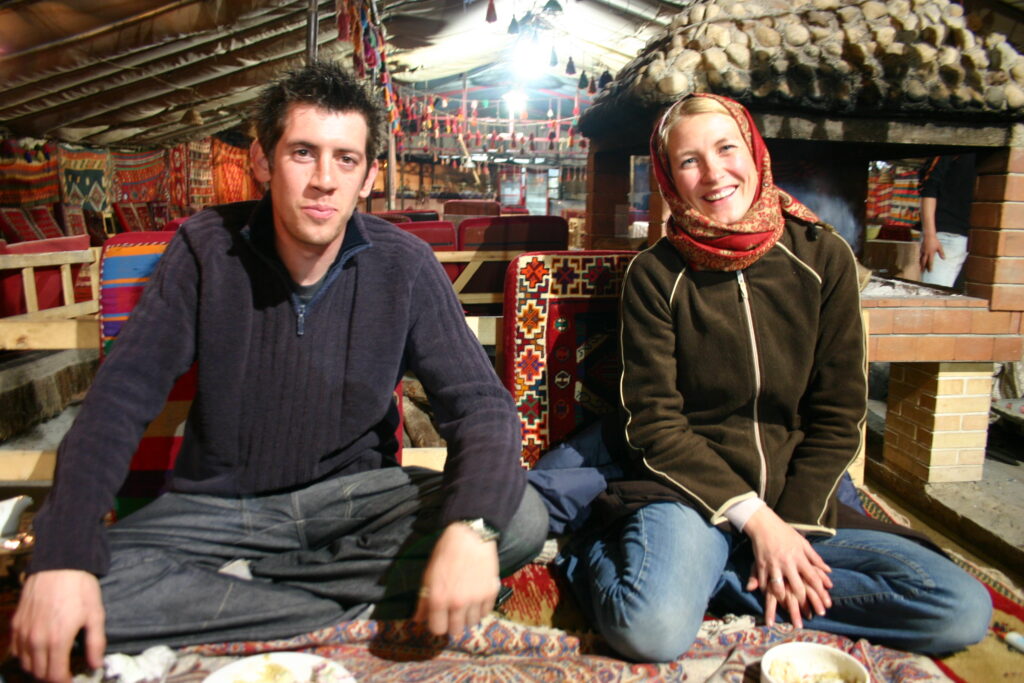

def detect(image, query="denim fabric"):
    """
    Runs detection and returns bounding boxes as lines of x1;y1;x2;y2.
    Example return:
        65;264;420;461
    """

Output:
563;501;990;662
920;232;968;288
101;467;548;652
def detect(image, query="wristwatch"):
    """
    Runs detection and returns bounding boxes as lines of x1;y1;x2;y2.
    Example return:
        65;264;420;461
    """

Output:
457;517;500;543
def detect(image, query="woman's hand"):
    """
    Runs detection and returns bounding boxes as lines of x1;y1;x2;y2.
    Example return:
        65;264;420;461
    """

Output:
742;506;832;628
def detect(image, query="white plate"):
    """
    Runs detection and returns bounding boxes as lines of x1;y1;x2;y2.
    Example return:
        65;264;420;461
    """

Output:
203;652;356;683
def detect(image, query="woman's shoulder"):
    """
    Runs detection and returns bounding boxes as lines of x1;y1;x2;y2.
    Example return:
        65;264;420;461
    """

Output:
779;219;857;274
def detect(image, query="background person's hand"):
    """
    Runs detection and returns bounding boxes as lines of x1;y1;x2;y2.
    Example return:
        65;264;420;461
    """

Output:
920;232;946;272
742;506;832;628
412;521;500;637
10;569;106;683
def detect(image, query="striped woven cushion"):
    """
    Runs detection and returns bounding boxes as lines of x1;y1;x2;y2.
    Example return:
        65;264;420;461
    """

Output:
100;231;193;517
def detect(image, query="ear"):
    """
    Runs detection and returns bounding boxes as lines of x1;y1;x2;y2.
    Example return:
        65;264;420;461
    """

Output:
251;140;271;183
358;159;380;199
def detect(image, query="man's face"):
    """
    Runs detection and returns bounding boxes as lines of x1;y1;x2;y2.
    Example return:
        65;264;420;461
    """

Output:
251;103;378;257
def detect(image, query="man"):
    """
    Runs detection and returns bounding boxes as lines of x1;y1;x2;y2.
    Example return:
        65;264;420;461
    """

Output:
12;61;547;683
918;153;977;289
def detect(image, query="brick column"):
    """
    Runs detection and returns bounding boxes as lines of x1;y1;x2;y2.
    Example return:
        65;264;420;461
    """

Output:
883;362;993;483
966;148;1024;311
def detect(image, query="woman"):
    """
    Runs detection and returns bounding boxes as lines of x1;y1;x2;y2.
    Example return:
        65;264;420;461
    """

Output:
564;93;991;662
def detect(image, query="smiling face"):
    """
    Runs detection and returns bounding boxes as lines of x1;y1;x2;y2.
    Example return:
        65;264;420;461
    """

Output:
665;112;758;225
251;103;378;269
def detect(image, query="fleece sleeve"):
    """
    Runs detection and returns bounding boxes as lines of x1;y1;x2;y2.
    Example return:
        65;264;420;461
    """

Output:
773;232;867;535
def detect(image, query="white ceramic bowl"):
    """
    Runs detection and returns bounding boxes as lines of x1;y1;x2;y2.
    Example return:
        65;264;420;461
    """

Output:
760;642;869;683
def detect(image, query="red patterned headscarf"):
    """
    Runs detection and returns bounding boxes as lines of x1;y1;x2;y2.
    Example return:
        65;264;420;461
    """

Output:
651;93;818;271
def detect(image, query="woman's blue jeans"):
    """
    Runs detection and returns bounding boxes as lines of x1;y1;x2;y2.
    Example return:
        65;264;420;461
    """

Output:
100;467;548;653
563;501;991;662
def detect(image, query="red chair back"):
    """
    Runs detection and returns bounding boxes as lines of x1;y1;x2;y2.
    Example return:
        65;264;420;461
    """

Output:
397;220;459;282
457;215;569;313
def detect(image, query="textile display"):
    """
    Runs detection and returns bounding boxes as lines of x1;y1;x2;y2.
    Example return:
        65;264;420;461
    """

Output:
187;140;214;209
26;205;64;239
0;139;60;207
502;251;633;467
866;167;893;224
57;143;112;212
113;202;154;232
112;149;167;203
888;169;921;228
211;138;262;205
167;143;189;216
60;203;87;236
0;207;43;242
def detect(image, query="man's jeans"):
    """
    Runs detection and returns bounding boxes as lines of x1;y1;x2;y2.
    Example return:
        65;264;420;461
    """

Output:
921;232;968;288
563;502;991;662
101;467;548;652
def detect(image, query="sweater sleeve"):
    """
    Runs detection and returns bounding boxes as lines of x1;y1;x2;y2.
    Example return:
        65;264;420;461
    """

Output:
773;232;867;534
401;248;526;534
29;233;200;576
620;252;757;524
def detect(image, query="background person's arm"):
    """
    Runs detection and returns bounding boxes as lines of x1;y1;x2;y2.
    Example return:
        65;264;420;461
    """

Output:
919;196;943;272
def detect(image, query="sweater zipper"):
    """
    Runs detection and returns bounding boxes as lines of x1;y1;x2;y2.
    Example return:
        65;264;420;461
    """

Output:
296;302;306;336
737;271;768;498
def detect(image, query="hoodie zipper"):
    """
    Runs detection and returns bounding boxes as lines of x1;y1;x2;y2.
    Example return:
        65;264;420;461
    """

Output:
737;270;768;498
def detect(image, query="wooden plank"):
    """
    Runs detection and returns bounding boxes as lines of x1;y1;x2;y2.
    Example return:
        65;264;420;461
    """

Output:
0;317;99;350
0;450;56;482
0;250;95;269
20;268;38;312
4;301;98;321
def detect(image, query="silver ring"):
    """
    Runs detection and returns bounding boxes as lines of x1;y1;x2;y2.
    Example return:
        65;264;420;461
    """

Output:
770;577;784;585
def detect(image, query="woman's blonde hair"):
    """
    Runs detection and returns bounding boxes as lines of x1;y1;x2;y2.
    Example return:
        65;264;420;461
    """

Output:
655;95;732;167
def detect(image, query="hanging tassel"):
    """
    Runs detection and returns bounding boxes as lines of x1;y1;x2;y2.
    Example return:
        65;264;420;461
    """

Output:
550;47;558;68
548;131;556;150
565;57;576;75
578;72;588;89
587;77;597;95
486;0;497;23
598;69;613;90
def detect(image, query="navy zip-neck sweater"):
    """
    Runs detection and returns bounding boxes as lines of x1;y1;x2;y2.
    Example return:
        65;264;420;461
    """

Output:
31;197;525;576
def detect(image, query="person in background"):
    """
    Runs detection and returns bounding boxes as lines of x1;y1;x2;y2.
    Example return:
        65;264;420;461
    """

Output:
11;61;547;683
918;153;977;289
560;93;990;662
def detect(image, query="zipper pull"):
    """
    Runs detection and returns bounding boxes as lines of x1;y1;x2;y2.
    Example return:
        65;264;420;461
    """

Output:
296;303;306;336
737;271;749;300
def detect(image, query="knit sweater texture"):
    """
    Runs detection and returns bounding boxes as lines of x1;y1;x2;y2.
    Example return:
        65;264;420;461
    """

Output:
31;197;525;576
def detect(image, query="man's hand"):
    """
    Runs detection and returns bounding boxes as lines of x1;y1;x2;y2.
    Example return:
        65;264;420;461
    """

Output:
10;569;106;683
412;522;500;637
742;506;832;629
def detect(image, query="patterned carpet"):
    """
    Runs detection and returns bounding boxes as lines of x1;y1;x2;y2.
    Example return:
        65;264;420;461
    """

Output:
0;488;1019;681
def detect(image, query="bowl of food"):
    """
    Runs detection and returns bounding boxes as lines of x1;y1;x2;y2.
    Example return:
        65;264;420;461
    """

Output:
760;642;869;683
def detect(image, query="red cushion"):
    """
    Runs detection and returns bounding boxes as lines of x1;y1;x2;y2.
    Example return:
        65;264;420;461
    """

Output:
0;207;43;243
26;206;64;239
0;234;90;317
